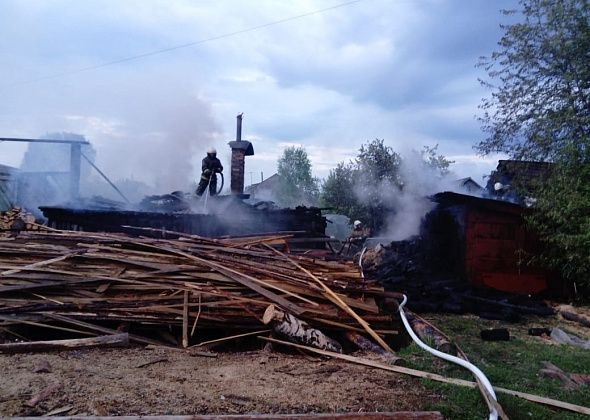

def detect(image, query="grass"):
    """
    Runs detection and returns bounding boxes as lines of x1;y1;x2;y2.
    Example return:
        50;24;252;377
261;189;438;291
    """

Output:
396;312;590;419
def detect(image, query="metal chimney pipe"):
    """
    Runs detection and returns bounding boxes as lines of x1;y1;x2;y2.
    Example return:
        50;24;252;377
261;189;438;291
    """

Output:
236;113;243;141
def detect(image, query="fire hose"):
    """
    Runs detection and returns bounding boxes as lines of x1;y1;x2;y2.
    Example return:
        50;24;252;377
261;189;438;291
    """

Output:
398;295;499;420
359;248;499;420
216;172;224;195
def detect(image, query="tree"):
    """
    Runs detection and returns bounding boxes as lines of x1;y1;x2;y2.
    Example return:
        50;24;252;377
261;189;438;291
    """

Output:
478;0;590;292
421;145;453;177
321;139;402;231
527;149;590;285
321;139;453;233
353;139;403;231
478;0;590;161
321;161;356;215
275;146;320;207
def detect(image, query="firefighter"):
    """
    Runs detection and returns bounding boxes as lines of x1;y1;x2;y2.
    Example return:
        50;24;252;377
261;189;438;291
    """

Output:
340;220;370;255
350;220;370;242
196;147;223;197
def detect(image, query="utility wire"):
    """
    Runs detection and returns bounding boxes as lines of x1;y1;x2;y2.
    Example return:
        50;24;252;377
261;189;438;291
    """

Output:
4;0;365;89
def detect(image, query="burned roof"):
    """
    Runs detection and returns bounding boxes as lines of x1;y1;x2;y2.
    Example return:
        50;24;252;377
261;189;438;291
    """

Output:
432;191;525;215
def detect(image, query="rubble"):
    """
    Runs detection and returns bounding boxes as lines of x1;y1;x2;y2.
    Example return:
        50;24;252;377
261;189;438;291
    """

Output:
361;238;555;321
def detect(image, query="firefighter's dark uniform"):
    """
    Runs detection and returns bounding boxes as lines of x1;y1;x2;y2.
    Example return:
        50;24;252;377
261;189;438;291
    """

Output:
196;153;223;196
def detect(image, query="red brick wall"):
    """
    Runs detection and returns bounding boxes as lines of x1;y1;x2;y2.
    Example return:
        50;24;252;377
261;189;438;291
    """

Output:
231;149;246;194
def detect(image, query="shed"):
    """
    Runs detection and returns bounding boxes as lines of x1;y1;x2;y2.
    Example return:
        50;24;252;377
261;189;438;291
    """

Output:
426;191;549;294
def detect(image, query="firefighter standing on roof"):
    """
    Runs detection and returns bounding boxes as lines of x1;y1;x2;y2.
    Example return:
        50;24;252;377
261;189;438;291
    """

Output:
196;147;223;196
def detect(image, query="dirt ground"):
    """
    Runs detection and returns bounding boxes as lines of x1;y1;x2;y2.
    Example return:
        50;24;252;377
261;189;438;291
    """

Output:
0;347;440;417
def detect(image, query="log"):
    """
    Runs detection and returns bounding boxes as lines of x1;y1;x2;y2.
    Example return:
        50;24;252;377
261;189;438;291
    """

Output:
263;244;393;353
263;304;342;353
406;314;452;352
182;290;189;348
0;333;129;353
345;331;403;365
540;361;590;389
539;361;579;390
557;305;590;328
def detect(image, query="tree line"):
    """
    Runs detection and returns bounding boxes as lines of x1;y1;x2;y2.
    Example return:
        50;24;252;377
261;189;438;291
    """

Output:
274;140;451;232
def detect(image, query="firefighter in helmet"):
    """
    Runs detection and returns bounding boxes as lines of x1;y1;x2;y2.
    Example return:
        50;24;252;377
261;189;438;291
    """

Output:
196;147;223;197
350;220;370;242
340;220;371;255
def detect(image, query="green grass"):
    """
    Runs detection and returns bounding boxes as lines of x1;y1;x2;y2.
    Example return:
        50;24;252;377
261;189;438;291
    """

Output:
396;313;590;419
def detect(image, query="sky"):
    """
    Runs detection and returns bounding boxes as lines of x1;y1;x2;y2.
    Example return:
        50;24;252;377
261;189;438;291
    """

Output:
0;0;517;193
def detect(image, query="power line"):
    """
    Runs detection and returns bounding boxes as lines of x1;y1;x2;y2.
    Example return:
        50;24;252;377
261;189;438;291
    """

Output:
4;0;365;89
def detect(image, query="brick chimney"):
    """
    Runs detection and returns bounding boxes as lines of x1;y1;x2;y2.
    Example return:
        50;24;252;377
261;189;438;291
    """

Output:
228;113;254;195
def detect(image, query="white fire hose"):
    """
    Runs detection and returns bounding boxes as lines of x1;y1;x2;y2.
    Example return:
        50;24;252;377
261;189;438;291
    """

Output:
359;248;499;420
398;295;499;420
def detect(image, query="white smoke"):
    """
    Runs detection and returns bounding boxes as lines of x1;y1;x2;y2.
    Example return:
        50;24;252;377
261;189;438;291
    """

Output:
383;151;455;240
353;149;478;241
7;66;223;201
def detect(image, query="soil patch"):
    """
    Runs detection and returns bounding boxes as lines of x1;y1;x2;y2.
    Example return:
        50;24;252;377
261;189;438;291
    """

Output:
0;347;439;416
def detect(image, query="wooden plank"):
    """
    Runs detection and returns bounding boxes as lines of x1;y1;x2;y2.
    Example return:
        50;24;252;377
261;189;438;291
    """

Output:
182;290;189;348
126;241;306;316
0;333;129;353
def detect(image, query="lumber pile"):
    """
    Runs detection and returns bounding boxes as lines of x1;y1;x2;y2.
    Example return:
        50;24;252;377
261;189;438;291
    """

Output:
0;229;399;350
0;207;39;231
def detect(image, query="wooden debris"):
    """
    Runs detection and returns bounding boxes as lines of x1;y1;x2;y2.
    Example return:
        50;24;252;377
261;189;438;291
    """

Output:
12;413;445;419
0;207;44;231
345;331;403;365
263;304;342;353
0;333;129;354
44;405;73;416
405;312;452;352
0;229;395;351
26;382;60;407
540;361;590;389
557;305;590;328
134;357;169;368
189;350;218;358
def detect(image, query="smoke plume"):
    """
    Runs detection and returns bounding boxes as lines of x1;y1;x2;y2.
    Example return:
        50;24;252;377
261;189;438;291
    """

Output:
353;149;476;241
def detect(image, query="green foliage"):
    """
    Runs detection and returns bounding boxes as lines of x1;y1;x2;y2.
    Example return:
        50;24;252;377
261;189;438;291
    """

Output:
275;146;320;207
478;0;590;161
478;0;590;292
321;162;356;216
526;149;590;290
320;139;451;232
